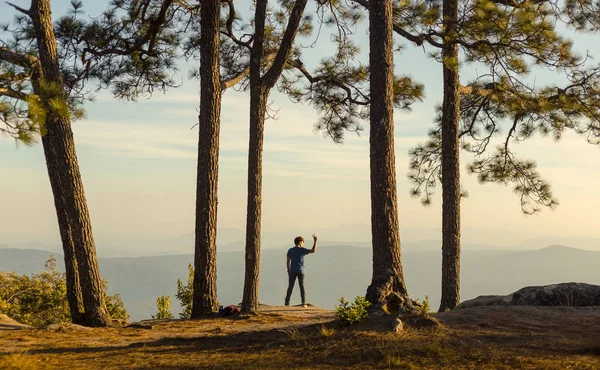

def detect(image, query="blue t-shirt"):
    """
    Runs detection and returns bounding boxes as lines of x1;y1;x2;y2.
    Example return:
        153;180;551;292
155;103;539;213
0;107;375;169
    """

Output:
287;246;311;272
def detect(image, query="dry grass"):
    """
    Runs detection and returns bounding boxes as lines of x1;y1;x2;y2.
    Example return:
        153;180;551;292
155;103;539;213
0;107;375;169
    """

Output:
319;325;336;337
1;306;599;369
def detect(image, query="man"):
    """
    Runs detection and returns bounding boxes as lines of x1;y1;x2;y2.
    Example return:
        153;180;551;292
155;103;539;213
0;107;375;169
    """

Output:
285;234;318;307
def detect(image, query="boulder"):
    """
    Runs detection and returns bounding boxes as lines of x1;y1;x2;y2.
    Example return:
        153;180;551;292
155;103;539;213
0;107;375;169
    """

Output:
459;283;600;308
0;314;32;330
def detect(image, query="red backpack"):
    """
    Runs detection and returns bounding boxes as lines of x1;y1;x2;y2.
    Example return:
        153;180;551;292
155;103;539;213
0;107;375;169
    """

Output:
222;305;241;316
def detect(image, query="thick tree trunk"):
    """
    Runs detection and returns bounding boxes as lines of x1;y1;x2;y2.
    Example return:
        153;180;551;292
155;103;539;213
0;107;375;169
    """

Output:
365;0;408;305
31;0;109;327
241;0;268;314
240;0;307;313
439;0;461;312
191;0;221;318
53;210;85;324
241;86;268;313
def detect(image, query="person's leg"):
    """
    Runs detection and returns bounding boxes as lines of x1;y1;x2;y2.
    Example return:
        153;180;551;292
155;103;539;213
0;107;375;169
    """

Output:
298;272;306;305
285;271;297;306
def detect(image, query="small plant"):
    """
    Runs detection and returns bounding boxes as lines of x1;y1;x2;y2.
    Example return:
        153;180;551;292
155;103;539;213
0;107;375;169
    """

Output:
153;296;174;319
386;355;407;368
175;264;193;319
416;295;431;315
280;326;301;339
335;296;371;325
319;325;335;337
279;326;305;345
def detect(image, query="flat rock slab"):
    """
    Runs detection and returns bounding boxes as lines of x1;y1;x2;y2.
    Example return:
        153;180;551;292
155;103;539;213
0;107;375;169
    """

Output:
258;304;335;318
459;282;600;308
0;314;31;330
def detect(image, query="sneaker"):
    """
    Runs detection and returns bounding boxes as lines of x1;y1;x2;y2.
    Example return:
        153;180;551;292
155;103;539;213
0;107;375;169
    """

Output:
302;304;308;308
284;302;289;307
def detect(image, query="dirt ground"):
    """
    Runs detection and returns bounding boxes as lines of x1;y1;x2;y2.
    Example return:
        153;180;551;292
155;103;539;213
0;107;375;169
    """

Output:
1;305;599;369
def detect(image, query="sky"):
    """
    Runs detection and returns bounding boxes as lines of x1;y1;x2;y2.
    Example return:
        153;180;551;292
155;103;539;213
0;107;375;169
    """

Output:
1;0;599;254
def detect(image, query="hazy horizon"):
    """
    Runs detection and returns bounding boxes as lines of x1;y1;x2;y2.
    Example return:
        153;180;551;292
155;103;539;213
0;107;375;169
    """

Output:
2;222;600;258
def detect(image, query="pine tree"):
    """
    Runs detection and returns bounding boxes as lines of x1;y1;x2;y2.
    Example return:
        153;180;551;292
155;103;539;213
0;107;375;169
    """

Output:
364;0;409;304
190;0;222;317
439;0;461;312
395;0;600;310
1;0;179;326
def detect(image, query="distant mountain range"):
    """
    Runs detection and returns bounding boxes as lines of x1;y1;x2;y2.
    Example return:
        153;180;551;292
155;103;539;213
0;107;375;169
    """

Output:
1;244;599;321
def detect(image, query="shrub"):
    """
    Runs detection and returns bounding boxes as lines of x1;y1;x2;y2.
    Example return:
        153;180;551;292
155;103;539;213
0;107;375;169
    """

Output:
416;295;431;315
0;257;69;326
105;292;129;320
153;296;174;319
175;264;193;319
335;296;371;325
0;256;129;326
319;325;335;337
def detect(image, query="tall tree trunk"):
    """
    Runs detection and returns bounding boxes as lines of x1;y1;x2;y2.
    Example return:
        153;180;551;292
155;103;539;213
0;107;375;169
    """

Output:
191;0;221;318
241;0;268;314
53;207;85;324
241;86;268;313
365;0;408;304
439;0;461;312
240;0;307;313
31;0;109;327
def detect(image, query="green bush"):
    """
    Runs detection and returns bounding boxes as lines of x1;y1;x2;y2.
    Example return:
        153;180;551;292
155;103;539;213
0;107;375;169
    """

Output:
153;296;174;319
335;296;371;325
0;256;129;326
0;257;69;326
175;264;193;319
416;295;431;315
104;290;129;321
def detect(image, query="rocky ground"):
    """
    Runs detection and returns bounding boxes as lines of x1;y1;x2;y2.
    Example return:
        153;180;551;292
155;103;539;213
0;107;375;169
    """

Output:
1;303;599;369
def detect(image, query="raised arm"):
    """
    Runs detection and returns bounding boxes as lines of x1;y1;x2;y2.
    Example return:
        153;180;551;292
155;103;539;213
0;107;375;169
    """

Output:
309;234;318;253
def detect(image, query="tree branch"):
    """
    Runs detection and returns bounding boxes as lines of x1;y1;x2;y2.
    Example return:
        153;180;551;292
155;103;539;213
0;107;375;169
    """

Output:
286;59;370;105
0;47;40;70
352;0;443;48
490;0;551;8
6;1;31;16
221;52;277;90
262;0;309;88
220;0;252;51
82;0;175;59
0;86;29;101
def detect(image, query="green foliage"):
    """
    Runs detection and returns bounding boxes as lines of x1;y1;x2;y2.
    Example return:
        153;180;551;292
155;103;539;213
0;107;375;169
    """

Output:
1;0;180;145
416;295;431;316
0;256;129;326
0;100;41;145
565;0;600;31
403;0;600;214
175;264;193;319
335;296;371;326
0;257;69;326
153;296;174;320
